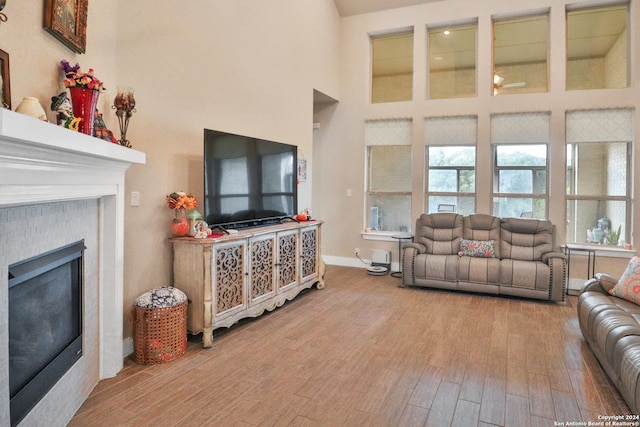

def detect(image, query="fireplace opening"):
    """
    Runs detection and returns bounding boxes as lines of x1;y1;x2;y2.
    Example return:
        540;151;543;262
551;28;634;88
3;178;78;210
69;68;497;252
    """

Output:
8;241;85;427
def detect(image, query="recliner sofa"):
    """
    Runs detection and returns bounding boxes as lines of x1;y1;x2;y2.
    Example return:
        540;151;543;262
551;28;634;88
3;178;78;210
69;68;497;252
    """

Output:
401;213;567;301
577;273;640;414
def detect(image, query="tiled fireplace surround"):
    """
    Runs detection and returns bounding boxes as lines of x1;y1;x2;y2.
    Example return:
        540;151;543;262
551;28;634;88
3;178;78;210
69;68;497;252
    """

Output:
0;109;145;426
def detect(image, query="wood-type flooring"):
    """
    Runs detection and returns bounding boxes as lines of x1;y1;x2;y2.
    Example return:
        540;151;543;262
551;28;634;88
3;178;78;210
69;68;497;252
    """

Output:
69;265;632;426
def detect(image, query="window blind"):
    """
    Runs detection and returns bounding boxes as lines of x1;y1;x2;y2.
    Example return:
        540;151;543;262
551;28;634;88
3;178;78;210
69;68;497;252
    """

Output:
566;109;633;143
491;112;550;144
425;116;477;145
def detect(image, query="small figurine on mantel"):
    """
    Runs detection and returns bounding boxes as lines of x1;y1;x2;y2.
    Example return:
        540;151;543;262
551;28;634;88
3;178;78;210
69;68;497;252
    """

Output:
93;109;118;144
50;92;81;131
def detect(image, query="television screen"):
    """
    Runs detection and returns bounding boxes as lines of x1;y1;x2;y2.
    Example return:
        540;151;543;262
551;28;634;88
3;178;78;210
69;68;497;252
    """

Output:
204;129;297;229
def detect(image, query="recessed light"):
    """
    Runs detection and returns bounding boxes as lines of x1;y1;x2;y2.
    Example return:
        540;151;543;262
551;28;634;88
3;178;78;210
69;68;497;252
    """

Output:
434;56;443;61
443;30;451;35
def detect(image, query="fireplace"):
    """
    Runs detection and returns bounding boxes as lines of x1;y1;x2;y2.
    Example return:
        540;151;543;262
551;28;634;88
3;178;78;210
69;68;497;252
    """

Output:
0;109;145;426
9;241;85;426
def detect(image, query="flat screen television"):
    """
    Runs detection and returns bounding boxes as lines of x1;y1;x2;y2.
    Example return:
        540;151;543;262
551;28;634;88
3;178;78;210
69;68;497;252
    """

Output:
204;129;297;229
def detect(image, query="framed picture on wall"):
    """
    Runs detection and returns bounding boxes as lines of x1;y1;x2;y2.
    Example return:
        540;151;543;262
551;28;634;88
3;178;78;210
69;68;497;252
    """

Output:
43;0;88;54
297;159;307;182
0;48;10;109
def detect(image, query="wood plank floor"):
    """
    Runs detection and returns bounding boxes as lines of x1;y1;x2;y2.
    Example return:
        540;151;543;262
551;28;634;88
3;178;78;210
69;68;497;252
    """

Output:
70;265;632;426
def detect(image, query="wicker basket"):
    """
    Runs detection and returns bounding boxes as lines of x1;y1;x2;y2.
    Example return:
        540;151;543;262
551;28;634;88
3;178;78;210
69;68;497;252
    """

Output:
134;300;187;364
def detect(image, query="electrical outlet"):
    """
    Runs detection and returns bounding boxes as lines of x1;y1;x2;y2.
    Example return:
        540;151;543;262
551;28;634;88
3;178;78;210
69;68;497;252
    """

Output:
130;191;140;207
354;248;360;256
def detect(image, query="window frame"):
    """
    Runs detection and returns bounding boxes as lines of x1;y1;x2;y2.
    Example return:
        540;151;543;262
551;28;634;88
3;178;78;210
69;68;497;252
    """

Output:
566;2;630;91
425;145;476;214
565;141;631;244
491;143;549;218
492;12;550;96
370;29;414;104
365;144;413;233
427;21;478;100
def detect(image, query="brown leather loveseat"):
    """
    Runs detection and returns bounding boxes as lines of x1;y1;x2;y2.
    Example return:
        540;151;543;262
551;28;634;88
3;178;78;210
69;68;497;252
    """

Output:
401;213;567;302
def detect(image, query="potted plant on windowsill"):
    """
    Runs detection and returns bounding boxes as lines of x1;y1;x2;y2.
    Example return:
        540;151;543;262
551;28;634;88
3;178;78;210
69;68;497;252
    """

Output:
606;225;622;246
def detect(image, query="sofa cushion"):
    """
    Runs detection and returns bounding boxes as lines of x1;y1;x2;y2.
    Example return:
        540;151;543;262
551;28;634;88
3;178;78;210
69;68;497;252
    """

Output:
500;218;553;261
458;256;500;284
414;213;463;255
500;259;550;290
458;239;496;258
610;256;640;306
414;254;459;282
463;214;501;258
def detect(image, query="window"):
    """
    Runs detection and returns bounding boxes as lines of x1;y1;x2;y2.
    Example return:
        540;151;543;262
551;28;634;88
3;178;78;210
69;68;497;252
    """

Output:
365;119;412;232
371;30;413;103
493;145;547;218
491;113;549;218
428;22;477;99
566;109;632;245
427;146;476;214
493;13;548;96
567;4;628;91
425;116;477;214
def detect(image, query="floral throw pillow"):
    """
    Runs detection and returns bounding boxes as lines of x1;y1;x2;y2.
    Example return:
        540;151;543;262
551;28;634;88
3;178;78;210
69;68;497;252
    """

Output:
458;239;496;258
609;256;640;305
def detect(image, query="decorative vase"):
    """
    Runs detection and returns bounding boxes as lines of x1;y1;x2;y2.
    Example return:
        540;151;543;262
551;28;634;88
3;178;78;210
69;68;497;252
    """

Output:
171;208;189;237
187;209;203;237
591;228;605;244
69;87;100;136
15;97;48;121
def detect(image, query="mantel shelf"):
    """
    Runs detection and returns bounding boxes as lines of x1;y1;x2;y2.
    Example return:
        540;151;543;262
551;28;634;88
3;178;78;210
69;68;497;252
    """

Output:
0;108;145;165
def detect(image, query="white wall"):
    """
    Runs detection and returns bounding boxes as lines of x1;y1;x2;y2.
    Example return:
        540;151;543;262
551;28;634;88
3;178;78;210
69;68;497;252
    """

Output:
114;0;341;339
2;1;341;343
1;2;118;122
316;0;640;266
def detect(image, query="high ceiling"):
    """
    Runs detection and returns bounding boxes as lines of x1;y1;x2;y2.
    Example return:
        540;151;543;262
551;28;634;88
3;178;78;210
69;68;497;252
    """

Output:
334;0;443;17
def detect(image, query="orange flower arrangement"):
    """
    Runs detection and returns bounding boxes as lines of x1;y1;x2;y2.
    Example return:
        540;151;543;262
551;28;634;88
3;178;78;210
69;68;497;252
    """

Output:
166;191;198;210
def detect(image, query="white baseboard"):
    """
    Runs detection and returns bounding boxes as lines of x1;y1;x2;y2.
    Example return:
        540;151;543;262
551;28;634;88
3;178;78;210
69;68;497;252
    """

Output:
322;255;399;272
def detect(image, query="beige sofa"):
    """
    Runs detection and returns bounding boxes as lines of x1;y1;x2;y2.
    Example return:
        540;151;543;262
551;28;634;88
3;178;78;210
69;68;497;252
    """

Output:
401;213;567;302
578;274;640;414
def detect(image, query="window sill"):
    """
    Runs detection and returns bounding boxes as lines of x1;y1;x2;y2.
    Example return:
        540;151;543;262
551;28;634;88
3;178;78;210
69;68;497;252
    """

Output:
361;231;400;242
562;243;636;258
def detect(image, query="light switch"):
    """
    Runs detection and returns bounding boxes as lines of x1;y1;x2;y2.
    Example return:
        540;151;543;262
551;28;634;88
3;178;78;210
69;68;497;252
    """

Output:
130;191;140;206
346;189;352;197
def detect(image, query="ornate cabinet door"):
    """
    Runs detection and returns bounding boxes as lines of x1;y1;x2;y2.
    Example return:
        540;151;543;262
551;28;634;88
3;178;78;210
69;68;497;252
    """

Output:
212;240;247;322
300;225;320;283
249;233;276;305
277;229;299;290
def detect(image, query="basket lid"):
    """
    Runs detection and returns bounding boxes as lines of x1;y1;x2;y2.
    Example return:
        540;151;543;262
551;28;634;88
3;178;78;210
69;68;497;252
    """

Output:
135;286;187;308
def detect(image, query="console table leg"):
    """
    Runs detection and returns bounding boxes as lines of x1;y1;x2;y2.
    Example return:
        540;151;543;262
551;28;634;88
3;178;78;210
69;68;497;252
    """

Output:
202;328;213;348
316;259;326;289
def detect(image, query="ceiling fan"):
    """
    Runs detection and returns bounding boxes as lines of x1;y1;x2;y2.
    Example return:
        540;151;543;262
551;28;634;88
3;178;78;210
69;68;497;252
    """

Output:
493;73;526;95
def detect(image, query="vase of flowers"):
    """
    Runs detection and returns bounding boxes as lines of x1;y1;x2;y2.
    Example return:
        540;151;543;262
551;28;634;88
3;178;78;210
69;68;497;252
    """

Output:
60;60;105;136
166;191;198;237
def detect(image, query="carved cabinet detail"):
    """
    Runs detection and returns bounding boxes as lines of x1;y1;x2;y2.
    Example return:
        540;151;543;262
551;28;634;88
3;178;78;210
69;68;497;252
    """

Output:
249;234;275;303
277;230;298;290
172;221;323;348
213;240;246;318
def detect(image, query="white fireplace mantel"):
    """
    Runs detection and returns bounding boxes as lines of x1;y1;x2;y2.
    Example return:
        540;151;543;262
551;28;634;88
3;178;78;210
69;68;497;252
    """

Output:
0;108;146;379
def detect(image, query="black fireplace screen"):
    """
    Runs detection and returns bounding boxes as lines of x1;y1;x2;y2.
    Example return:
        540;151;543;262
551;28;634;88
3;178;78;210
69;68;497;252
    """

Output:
8;241;85;427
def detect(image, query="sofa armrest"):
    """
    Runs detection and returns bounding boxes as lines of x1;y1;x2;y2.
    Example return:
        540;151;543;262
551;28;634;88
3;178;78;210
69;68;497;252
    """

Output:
401;243;425;287
542;251;567;301
541;251;567;264
596;272;618;291
579;273;618;295
404;242;426;254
